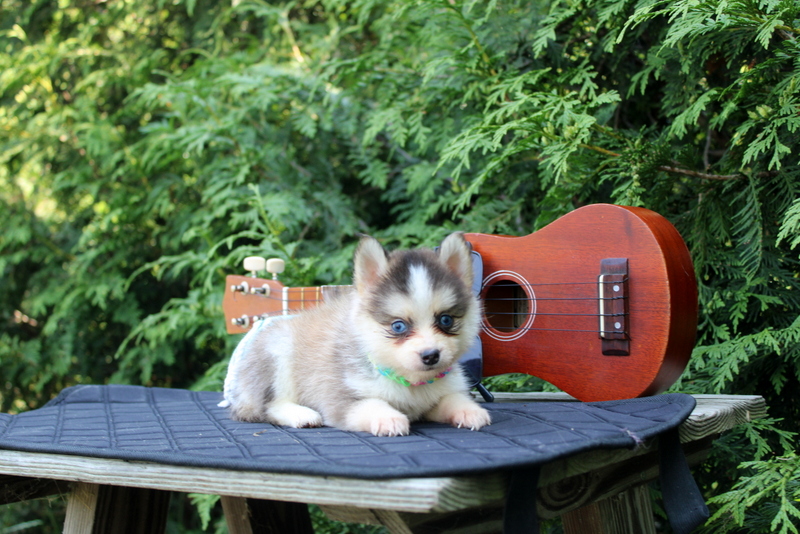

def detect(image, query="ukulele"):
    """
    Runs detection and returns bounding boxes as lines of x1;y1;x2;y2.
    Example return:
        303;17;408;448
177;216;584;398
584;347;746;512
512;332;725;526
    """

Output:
221;204;698;402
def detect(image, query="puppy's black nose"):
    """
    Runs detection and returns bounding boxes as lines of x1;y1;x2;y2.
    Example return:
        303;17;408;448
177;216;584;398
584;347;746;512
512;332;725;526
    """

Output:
420;349;440;366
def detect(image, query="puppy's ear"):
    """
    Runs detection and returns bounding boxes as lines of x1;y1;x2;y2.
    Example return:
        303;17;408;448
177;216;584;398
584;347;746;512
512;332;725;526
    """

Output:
438;232;473;288
353;235;389;293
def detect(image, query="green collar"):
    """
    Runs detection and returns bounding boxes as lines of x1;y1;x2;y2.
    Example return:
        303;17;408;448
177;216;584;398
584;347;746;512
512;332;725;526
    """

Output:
372;361;452;387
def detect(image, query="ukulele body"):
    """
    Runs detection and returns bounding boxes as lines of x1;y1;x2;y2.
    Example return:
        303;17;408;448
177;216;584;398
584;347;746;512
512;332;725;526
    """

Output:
466;203;697;401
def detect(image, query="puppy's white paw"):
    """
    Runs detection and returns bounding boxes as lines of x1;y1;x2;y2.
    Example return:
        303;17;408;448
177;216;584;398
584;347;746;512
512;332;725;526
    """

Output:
427;393;491;431
345;398;410;437
370;413;410;437
447;404;491;431
267;401;323;428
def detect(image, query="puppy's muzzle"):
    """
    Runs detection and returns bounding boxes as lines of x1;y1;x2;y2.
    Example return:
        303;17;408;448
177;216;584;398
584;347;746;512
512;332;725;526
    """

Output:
420;349;440;366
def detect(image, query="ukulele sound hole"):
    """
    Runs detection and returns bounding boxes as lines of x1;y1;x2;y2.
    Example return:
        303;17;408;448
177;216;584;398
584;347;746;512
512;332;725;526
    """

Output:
483;281;530;333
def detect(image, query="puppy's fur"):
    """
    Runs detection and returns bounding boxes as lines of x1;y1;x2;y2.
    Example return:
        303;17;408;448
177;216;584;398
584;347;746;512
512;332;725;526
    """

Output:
219;233;491;436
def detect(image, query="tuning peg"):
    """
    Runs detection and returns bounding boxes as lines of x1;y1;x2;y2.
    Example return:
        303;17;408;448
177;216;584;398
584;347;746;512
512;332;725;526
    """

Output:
243;256;266;277
230;280;250;294
266;258;285;281
231;315;251;328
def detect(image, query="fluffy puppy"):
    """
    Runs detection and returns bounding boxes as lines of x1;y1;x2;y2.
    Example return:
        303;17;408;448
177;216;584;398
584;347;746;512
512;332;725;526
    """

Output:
219;233;491;437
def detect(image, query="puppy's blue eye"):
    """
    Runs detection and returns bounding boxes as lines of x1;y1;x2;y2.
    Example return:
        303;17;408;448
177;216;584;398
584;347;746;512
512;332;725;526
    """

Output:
438;314;454;329
391;320;408;335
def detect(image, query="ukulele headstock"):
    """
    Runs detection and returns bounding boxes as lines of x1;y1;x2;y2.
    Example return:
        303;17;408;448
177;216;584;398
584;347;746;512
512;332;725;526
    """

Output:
222;256;287;334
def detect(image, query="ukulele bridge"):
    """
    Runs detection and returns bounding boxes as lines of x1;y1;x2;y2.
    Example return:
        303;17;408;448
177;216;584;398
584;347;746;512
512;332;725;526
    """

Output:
598;258;629;356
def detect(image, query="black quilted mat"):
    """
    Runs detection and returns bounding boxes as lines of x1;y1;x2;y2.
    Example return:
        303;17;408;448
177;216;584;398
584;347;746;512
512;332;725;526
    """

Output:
0;385;695;479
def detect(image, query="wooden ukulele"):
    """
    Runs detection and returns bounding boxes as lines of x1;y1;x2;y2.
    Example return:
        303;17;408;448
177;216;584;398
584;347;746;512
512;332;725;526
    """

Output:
222;204;698;402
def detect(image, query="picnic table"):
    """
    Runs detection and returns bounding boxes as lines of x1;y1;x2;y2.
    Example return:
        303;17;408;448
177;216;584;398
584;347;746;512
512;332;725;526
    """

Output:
0;391;765;533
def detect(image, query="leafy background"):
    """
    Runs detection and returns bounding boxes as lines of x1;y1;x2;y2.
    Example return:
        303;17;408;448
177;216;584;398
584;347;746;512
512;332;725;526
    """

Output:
1;0;798;532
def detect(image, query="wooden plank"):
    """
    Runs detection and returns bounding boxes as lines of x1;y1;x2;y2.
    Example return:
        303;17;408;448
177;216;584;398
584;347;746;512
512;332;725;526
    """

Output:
678;394;768;442
0;449;506;513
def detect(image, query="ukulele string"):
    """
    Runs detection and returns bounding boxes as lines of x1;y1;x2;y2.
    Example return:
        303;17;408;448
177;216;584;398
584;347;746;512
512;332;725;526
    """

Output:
483;279;628;288
235;280;628;324
235;312;626;335
481;296;626;302
237;306;627;324
485;311;628;318
235;277;627;304
242;293;627;305
484;326;627;334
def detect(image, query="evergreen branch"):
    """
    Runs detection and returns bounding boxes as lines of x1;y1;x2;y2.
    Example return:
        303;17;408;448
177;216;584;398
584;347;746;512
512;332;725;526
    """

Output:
579;143;620;157
657;165;744;181
592;123;625;141
577;143;773;181
751;17;800;37
658;167;781;181
738;11;800;37
776;24;800;36
444;2;497;76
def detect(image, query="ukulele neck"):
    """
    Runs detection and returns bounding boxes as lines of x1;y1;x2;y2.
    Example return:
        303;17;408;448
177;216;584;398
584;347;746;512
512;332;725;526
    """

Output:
223;273;351;333
282;285;352;313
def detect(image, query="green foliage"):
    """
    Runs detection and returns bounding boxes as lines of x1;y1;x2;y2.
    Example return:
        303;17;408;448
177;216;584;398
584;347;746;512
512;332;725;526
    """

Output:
707;454;800;534
1;0;799;531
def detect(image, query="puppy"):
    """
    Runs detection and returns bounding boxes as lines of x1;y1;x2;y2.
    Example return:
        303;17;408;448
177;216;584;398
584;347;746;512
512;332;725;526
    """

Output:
219;233;491;436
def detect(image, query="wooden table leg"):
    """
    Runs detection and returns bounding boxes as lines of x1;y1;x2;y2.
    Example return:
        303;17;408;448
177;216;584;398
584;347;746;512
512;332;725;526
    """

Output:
63;482;171;534
222;496;253;534
561;485;656;534
63;482;100;533
222;495;314;534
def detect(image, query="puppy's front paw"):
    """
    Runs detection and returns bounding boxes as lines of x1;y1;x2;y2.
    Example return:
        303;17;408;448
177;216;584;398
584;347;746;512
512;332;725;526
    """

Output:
345;398;410;437
427;394;491;431
370;413;410;437
448;404;491;431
